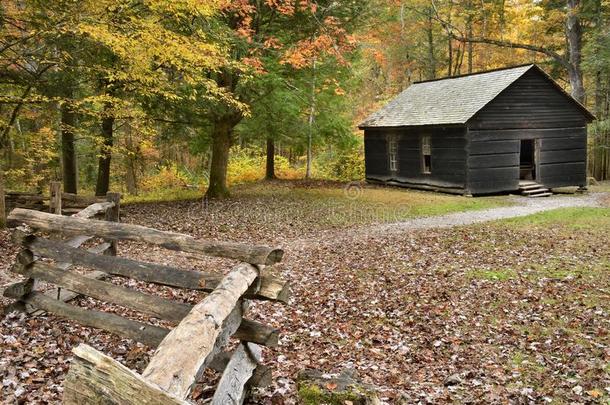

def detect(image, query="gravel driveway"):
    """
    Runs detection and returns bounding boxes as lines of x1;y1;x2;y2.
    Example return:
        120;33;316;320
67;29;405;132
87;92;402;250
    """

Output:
374;192;607;234
292;192;608;249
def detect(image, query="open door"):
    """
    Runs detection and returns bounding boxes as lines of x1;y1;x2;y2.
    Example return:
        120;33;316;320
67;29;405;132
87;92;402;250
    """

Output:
519;139;536;180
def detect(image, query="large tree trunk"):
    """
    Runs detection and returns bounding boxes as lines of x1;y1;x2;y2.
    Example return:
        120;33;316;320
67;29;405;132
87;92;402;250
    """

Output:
566;0;585;103
61;101;78;194
205;118;234;199
95;104;114;196
265;137;276;180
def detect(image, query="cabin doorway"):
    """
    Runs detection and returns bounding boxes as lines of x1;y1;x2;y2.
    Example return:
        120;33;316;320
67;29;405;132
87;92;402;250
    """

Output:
519;139;536;180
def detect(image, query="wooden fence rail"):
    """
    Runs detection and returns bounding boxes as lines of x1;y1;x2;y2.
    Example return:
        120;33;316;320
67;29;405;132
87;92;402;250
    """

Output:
3;197;288;404
1;181;111;224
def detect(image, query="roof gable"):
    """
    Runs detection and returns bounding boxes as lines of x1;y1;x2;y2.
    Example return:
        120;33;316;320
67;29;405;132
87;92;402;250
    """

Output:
359;65;594;129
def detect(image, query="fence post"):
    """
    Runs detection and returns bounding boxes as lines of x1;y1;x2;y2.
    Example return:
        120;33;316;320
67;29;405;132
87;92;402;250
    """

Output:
105;192;121;256
49;181;62;215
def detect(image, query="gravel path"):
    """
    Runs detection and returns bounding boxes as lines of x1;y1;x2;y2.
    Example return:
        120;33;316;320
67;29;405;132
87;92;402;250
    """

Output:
373;192;607;235
292;192;608;249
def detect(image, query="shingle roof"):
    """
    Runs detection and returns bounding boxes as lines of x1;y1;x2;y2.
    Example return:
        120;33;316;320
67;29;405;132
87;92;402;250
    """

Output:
359;65;535;128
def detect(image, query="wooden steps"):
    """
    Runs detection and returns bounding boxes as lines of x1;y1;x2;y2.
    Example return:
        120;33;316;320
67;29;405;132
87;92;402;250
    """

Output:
518;181;552;198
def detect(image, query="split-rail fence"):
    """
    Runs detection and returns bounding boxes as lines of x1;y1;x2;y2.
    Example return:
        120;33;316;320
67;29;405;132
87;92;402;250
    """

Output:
3;193;289;404
1;181;109;225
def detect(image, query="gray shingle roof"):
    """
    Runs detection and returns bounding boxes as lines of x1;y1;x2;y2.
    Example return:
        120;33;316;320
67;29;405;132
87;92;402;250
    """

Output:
359;65;534;128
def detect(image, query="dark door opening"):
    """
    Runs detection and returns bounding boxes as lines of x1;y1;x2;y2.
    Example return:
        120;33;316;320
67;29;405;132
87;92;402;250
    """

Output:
519;139;536;180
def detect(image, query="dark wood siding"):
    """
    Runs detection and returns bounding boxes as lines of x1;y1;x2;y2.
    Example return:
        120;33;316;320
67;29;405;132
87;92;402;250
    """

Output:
468;69;588;130
537;129;587;188
394;126;467;190
467;127;587;193
364;127;467;191
364;130;389;179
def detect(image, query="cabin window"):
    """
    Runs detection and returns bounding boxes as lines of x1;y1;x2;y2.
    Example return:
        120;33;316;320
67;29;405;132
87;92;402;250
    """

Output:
388;135;398;172
421;135;432;174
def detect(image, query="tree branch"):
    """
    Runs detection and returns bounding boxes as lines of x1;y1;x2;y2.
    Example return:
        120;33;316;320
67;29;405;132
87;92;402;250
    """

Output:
450;35;568;68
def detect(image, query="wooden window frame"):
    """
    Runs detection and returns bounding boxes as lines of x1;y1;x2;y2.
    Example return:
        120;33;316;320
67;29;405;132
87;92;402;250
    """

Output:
421;135;432;174
388;135;398;172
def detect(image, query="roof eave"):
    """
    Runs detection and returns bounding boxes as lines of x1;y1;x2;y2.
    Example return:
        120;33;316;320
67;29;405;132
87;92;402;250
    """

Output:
359;122;467;130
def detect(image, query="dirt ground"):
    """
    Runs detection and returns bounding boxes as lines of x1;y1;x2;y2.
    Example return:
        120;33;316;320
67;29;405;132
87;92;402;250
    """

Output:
1;182;609;404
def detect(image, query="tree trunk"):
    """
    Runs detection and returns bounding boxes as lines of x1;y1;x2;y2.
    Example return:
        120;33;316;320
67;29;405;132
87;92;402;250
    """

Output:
426;11;436;80
566;0;585;103
466;0;474;74
205;119;234;199
124;125;138;195
61;101;78;194
0;167;5;228
95;104;114;196
265;137;276;180
306;60;317;180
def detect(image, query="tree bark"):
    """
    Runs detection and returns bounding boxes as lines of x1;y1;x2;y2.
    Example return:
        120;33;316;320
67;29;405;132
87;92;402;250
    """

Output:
142;264;259;399
306;60;317;180
64;344;188;405
124;125;138;195
205;118;235;199
466;0;474;74
0;167;5;228
566;0;585;103
95;103;114;196
61;101;78;194
266;137;276;180
426;11;436;80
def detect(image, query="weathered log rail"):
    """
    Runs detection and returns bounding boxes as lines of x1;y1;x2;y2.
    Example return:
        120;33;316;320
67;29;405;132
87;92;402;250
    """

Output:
1;181;110;223
3;197;288;404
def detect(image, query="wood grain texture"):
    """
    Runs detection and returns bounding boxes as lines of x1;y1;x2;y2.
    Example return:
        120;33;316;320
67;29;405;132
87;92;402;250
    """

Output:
49;182;62;215
234;319;279;347
143;263;259;399
7;208;283;265
71;201;115;219
21;236;289;302
211;343;262;405
23;292;168;347
14;261;192;323
63;344;187;405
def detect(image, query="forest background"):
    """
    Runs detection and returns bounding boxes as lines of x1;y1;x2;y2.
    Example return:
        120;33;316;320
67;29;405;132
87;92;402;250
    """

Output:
0;0;608;202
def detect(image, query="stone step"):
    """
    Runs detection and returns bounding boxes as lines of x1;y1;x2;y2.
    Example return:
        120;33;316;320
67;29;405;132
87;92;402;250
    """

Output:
519;184;544;191
529;192;553;198
522;188;549;195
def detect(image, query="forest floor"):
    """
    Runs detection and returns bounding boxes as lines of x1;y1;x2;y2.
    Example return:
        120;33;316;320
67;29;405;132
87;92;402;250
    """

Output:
1;181;609;404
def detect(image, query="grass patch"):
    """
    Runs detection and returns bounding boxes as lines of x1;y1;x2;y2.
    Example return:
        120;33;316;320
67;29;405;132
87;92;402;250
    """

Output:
467;269;518;281
498;207;610;230
121;188;202;205
121;181;511;227
229;181;510;226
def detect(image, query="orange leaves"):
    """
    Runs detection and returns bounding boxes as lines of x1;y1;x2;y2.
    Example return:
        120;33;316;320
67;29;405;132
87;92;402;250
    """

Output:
281;17;357;70
241;57;266;73
263;37;283;50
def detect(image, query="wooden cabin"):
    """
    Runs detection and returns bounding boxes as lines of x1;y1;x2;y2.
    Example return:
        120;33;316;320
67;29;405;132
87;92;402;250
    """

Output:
359;64;596;196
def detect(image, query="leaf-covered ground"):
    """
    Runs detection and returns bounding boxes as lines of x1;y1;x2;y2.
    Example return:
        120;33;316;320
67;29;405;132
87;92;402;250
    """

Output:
1;182;608;404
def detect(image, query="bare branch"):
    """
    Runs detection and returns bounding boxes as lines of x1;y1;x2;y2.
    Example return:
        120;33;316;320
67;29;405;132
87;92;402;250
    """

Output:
450;35;568;68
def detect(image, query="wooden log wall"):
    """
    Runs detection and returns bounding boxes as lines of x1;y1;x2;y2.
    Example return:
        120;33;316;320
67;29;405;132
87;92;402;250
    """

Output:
4;203;289;404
